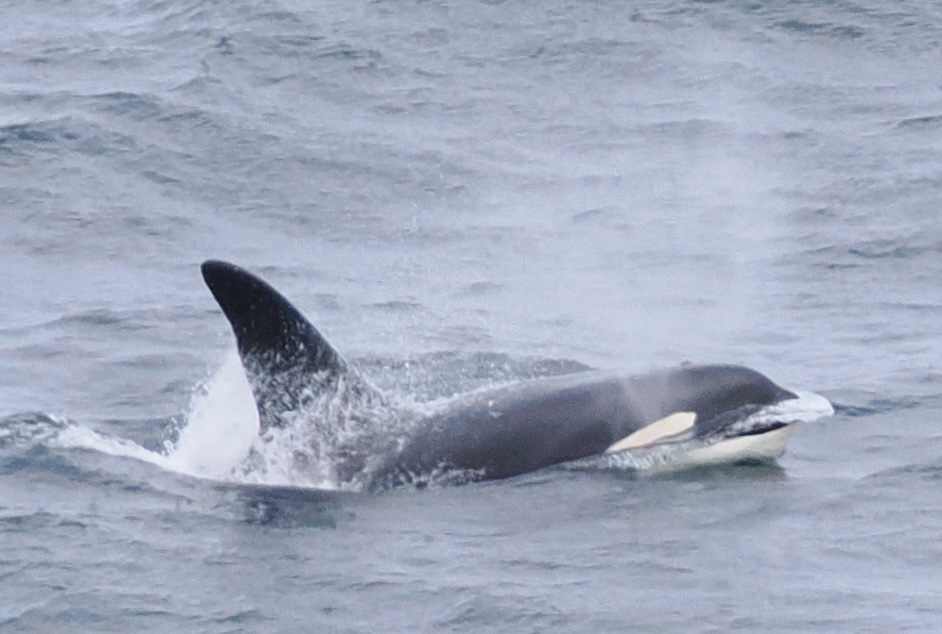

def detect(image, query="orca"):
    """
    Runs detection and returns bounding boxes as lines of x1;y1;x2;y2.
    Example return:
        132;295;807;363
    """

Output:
200;260;832;491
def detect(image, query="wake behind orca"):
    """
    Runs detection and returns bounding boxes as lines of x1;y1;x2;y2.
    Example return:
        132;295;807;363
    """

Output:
200;260;832;491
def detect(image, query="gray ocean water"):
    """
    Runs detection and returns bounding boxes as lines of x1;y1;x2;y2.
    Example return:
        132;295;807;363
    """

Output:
3;0;942;631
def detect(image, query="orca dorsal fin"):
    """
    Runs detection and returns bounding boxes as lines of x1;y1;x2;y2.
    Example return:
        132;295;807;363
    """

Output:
201;260;363;434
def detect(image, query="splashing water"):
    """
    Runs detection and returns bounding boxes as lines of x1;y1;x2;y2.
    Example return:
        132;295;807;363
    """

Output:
48;352;274;484
162;351;260;480
48;352;411;490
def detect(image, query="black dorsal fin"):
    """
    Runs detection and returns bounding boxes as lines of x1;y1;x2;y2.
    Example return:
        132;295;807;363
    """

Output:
201;260;358;433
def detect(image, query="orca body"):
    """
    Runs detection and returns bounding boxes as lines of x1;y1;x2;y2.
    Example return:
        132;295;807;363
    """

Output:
201;260;827;491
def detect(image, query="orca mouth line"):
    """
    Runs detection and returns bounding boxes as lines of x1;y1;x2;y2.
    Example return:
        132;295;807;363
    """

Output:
735;420;794;438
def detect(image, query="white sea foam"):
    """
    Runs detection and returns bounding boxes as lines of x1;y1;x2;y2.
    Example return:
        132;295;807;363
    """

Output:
161;351;258;480
54;423;170;467
49;351;407;490
51;353;263;484
162;351;353;488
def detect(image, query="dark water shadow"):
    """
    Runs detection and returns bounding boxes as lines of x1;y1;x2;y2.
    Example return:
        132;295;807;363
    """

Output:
213;482;357;529
864;460;942;484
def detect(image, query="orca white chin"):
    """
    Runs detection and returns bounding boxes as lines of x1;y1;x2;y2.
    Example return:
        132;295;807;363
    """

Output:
669;423;797;471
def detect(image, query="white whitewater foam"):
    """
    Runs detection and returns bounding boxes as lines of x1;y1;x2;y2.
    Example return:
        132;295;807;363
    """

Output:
770;390;835;424
50;351;389;489
54;423;171;467
161;351;259;480
52;352;263;483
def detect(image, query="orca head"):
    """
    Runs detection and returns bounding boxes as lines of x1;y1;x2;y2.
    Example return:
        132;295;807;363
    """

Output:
658;364;799;422
680;388;833;467
599;386;833;473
